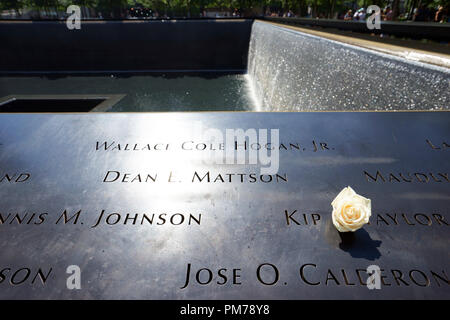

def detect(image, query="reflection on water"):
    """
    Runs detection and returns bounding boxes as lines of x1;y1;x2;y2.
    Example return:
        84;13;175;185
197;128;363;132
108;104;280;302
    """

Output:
0;73;257;112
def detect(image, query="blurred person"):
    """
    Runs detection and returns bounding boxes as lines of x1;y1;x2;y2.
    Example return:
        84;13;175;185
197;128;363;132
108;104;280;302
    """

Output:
384;6;393;20
435;6;445;22
353;8;367;21
344;10;353;20
358;8;366;20
413;5;426;21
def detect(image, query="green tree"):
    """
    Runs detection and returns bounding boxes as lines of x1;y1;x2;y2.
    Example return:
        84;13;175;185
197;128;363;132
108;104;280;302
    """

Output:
0;0;24;14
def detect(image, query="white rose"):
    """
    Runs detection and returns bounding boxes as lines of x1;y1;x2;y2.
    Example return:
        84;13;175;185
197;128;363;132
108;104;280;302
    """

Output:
331;186;371;232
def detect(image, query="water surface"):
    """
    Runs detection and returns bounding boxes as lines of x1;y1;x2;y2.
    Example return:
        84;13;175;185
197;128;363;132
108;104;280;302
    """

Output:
0;73;255;112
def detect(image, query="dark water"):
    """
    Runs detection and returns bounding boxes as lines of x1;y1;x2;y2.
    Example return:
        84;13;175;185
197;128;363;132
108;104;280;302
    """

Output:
0;73;256;112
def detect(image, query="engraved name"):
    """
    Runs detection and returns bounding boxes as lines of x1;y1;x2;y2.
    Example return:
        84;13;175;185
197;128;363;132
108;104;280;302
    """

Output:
0;267;52;286
0;210;202;228
192;171;287;183
0;173;30;183
102;171;288;183
426;139;449;150
364;170;448;183
179;263;449;288
181;140;333;152
95;140;333;152
91;210;201;228
283;211;448;227
299;264;448;287
96;141;170;151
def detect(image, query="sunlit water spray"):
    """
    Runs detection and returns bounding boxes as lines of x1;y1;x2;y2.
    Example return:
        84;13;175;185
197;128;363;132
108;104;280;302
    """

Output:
246;20;449;111
244;74;262;111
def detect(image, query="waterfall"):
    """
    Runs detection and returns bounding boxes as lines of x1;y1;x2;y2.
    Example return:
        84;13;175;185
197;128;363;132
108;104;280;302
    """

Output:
246;20;450;111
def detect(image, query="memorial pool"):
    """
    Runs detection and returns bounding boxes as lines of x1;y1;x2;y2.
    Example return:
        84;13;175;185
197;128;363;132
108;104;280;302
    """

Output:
0;19;448;112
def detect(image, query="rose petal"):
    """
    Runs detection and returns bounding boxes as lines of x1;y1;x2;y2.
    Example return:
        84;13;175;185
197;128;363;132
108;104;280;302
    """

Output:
331;186;371;232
